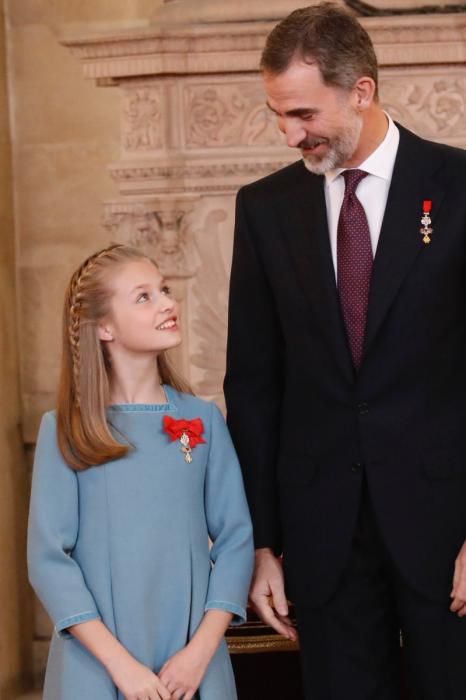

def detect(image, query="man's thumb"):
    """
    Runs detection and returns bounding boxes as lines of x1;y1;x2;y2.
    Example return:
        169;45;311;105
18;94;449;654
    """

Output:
272;587;288;616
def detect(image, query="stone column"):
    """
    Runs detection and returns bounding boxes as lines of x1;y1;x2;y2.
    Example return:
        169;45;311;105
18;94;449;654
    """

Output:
0;5;32;698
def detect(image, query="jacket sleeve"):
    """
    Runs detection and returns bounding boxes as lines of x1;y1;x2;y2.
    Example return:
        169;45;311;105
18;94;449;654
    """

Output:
204;402;254;625
27;412;101;637
224;185;284;553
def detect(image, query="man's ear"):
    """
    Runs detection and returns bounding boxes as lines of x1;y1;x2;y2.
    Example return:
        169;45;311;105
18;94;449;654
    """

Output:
98;323;114;342
353;76;376;111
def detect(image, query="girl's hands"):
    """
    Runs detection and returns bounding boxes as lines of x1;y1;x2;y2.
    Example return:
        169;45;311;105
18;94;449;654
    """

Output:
158;609;233;698
159;644;210;700
108;654;171;700
67;619;171;700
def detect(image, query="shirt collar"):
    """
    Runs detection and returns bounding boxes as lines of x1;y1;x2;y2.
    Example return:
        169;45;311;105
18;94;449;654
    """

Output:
322;113;399;185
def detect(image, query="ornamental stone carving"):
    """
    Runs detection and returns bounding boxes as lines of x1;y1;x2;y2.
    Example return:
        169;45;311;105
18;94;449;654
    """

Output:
380;69;466;143
184;82;282;148
103;199;199;278
108;159;295;195
123;87;164;152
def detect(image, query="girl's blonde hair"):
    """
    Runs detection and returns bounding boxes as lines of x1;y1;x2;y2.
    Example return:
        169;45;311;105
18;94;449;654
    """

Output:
57;244;190;471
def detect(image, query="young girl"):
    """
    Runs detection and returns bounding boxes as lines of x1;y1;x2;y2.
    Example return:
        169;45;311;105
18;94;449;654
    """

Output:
28;244;254;700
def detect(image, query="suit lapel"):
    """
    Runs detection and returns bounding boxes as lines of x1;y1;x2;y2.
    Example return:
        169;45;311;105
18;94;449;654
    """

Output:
275;129;447;377
363;126;447;357
277;165;354;382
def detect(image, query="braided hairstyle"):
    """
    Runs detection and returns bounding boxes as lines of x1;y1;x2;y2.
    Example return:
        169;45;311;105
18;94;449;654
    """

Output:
57;244;189;470
67;246;113;407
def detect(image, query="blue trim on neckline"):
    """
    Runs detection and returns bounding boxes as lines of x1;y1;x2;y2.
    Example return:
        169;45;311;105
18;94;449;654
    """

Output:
108;403;176;412
107;384;178;412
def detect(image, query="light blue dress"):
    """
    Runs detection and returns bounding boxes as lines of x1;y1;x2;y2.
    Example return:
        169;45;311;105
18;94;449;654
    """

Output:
28;387;254;700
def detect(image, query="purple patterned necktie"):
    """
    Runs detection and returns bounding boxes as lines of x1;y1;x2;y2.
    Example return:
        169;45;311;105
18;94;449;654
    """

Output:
337;169;373;370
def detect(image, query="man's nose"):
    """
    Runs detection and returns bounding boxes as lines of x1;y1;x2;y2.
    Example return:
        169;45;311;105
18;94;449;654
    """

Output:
281;119;306;149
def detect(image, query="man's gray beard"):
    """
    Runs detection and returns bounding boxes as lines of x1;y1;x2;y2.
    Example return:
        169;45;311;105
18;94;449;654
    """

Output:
302;113;363;176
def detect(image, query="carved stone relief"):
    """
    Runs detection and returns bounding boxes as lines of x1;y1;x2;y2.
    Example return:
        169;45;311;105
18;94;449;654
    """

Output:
183;82;283;149
380;69;466;142
180;71;466;151
103;199;199;278
117;71;466;168
122;86;164;152
108;158;295;196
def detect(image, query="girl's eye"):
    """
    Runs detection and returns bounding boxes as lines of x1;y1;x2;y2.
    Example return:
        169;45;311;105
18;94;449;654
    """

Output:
136;292;150;303
161;285;171;296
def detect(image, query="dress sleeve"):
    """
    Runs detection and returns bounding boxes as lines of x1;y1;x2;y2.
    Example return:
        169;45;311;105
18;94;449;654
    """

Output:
27;412;101;637
204;402;254;625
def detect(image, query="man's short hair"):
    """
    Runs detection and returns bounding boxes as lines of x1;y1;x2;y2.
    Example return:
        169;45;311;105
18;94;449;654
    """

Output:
261;3;379;98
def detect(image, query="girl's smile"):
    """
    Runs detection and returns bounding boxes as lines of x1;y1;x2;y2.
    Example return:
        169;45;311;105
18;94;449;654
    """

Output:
155;316;178;331
99;259;182;356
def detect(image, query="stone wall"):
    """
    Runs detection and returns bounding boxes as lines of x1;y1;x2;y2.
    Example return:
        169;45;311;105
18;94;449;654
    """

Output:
0;4;32;698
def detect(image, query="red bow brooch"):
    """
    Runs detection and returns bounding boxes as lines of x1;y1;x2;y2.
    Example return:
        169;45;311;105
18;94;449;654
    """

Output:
163;416;206;463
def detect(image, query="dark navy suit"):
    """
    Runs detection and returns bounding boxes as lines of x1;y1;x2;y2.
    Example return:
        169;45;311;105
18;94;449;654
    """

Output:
225;125;466;699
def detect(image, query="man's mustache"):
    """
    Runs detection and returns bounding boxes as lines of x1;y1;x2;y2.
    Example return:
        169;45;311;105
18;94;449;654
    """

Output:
298;137;328;150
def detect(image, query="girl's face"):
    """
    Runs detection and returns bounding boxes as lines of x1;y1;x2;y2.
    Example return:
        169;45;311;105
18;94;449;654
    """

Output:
98;259;181;355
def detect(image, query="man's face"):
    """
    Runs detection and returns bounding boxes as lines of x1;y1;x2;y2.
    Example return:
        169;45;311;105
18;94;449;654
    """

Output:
264;60;363;175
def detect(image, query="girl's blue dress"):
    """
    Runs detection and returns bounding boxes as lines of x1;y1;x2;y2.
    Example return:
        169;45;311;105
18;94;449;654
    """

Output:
28;387;254;699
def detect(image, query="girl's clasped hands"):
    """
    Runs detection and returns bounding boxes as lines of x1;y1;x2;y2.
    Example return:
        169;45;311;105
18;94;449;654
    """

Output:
109;641;211;699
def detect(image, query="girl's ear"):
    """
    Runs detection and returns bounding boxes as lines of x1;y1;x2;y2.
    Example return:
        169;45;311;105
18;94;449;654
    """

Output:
98;323;114;342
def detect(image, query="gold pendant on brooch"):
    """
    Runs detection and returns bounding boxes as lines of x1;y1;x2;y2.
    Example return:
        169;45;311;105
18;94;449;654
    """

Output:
180;432;193;463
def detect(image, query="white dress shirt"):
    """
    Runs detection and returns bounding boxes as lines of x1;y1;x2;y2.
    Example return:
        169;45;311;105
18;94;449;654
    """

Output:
305;114;400;278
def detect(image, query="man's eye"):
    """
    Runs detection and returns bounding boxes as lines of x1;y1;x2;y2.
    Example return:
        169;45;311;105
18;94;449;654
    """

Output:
136;292;149;303
161;285;171;295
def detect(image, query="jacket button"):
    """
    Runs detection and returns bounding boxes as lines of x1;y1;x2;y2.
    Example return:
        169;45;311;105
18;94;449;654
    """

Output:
357;402;369;415
351;462;364;473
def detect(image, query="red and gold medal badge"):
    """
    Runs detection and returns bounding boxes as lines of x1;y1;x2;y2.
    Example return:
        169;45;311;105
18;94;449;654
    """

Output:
163;416;206;463
420;200;433;244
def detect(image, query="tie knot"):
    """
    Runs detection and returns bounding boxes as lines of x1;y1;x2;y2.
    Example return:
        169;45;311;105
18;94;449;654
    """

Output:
342;169;367;194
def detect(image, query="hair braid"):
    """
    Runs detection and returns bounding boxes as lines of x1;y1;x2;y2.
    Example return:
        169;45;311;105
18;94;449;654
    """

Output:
67;245;123;406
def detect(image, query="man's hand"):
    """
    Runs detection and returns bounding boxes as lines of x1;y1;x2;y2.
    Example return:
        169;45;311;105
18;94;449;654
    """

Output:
249;548;297;641
450;539;466;616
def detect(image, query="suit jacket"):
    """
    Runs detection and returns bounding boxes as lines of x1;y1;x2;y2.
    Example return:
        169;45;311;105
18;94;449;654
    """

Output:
224;125;466;606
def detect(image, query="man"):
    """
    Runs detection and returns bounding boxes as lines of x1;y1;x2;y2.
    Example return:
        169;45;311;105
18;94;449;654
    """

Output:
224;4;466;699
